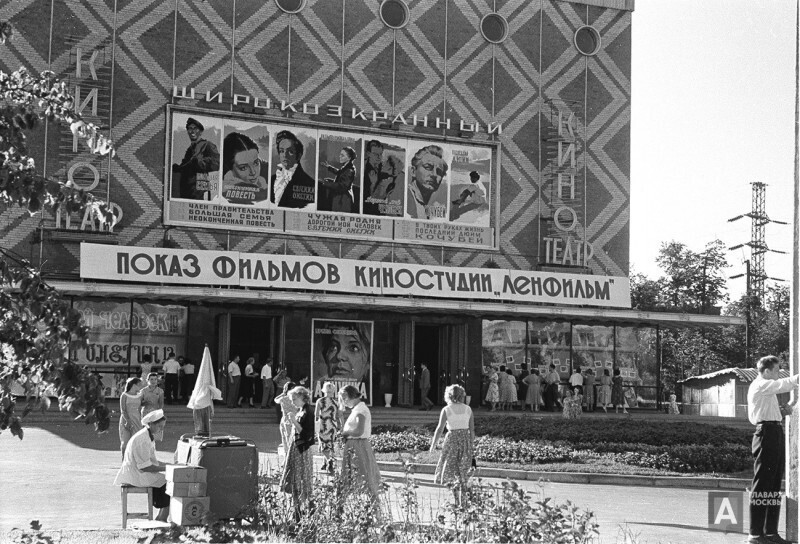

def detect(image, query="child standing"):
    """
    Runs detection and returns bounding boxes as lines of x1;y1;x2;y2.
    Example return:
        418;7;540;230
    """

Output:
315;382;341;473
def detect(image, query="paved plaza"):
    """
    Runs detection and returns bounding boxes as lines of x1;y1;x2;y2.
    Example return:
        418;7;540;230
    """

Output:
0;411;770;544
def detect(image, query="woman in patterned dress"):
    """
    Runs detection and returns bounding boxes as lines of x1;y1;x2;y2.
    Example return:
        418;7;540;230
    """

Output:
279;386;315;515
611;368;627;414
118;377;143;458
523;369;541;412
484;367;499;411
498;366;517;411
315;381;340;473
430;384;474;507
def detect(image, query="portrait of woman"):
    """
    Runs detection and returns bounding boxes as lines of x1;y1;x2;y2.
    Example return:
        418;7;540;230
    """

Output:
221;132;269;206
312;320;373;402
318;146;357;213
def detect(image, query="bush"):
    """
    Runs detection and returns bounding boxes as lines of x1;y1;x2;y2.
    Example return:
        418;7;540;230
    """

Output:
473;416;750;447
370;431;431;453
475;436;573;465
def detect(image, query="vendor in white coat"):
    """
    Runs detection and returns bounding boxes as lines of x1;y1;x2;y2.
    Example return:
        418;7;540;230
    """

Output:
113;409;170;521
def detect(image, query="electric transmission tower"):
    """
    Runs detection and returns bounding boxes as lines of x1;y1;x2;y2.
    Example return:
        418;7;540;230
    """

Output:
728;181;787;304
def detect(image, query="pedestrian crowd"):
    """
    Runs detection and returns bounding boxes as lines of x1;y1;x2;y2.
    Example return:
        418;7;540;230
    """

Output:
482;363;631;415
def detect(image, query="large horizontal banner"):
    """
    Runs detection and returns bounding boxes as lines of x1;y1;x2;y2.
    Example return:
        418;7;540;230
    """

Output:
165;107;496;248
81;244;632;308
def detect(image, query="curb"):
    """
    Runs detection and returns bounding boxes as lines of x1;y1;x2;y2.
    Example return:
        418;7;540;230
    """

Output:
374;460;751;490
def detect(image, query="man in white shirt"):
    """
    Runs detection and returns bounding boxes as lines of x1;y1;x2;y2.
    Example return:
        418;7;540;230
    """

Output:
260;358;275;409
544;364;561;412
569;368;584;395
746;355;798;544
162;352;181;405
227;356;241;408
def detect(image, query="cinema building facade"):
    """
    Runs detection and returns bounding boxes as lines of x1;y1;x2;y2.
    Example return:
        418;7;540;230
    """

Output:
1;0;740;406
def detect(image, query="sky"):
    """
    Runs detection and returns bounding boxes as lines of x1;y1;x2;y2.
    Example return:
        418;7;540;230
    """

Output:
629;1;797;303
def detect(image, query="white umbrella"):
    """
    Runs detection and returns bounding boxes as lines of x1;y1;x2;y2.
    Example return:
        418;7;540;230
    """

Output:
187;345;222;410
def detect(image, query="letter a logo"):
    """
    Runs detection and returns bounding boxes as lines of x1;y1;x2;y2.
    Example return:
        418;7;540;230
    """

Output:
708;492;743;533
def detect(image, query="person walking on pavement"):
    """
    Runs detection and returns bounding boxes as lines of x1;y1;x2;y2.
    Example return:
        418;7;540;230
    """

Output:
746;355;798;544
227;355;241;408
260;357;275;408
162;352;180;405
419;363;434;411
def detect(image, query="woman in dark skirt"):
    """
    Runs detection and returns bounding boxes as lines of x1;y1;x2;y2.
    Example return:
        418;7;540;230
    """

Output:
279;386;315;513
611;368;627;414
430;384;475;507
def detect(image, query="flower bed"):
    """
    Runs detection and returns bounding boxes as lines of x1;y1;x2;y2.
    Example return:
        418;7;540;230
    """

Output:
374;417;752;474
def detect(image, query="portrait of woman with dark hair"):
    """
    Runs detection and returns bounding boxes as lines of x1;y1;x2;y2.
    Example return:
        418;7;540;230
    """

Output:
221;132;269;206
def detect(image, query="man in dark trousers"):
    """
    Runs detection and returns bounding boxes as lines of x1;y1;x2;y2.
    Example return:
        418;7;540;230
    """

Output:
418;363;434;411
746;355;798;544
544;364;561;412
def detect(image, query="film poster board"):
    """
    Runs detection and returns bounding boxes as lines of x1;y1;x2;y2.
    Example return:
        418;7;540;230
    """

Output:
165;108;496;248
311;319;373;405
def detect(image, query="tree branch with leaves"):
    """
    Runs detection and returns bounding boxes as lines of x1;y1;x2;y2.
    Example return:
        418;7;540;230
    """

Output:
0;22;115;439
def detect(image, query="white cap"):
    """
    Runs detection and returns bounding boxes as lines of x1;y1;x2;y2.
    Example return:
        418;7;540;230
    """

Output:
141;409;165;427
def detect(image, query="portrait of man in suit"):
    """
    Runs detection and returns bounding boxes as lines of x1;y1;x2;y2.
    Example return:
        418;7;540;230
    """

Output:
270;130;315;209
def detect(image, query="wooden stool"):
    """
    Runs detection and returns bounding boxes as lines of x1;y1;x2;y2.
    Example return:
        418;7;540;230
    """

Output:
121;485;153;528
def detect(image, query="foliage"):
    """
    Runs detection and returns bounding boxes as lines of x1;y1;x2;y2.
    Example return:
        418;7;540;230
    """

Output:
372;417;752;474
144;458;598;543
370;430;431;453
9;520;53;544
472;416;750;447
0;21;114;439
475;436;574;464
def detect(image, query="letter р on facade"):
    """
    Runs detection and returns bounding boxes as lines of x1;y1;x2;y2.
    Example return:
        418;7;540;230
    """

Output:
6;0;740;404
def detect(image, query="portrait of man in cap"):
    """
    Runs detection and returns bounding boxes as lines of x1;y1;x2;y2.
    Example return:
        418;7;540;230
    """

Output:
172;116;220;200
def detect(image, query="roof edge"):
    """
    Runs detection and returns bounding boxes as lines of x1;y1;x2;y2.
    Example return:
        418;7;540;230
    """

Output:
561;0;635;11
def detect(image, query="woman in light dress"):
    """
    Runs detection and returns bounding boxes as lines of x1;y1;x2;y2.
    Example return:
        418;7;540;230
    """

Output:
598;368;613;413
523;369;542;412
338;384;382;507
118;377;144;458
484;367;500;411
275;381;298;459
430;384;475;507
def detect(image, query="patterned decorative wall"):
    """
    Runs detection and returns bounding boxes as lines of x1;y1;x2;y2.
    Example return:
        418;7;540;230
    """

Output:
0;0;631;280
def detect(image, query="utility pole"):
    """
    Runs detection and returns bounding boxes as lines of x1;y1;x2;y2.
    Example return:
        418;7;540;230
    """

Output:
729;182;787;306
729;184;787;366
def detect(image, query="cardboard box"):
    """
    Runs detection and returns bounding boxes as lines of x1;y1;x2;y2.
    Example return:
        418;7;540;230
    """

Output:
169;496;210;526
166;464;207;484
167;481;207;497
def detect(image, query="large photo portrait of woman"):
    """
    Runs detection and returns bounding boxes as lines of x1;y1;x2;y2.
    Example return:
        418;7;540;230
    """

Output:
219;121;270;206
311;319;373;404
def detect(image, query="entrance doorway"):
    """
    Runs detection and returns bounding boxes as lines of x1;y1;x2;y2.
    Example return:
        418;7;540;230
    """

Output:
414;325;441;406
220;315;279;404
